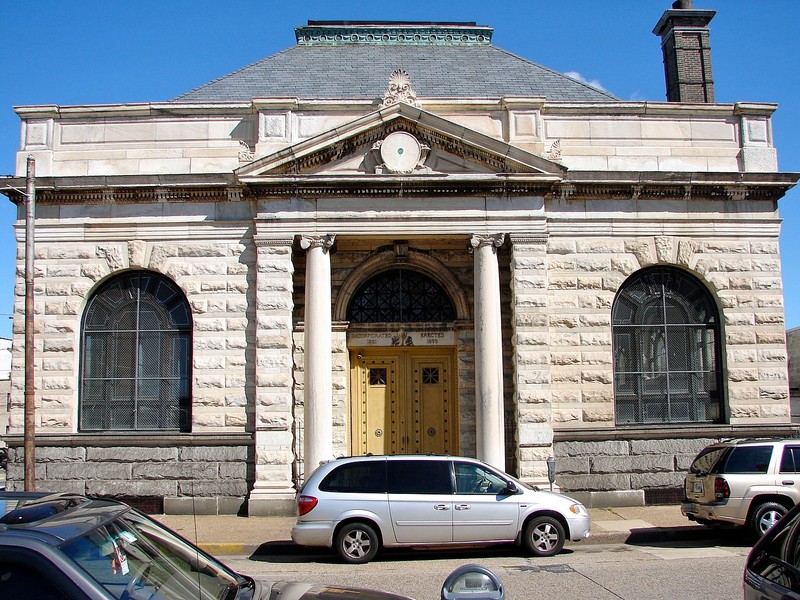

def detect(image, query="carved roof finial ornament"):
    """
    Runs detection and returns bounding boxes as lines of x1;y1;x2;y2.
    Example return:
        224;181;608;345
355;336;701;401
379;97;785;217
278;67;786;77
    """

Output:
381;69;419;108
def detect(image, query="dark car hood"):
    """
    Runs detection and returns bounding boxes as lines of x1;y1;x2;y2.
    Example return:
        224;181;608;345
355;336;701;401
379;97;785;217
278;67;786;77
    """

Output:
259;579;414;600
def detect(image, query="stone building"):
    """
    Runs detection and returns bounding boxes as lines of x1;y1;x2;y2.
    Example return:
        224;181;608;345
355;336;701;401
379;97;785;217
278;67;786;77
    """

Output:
1;6;797;514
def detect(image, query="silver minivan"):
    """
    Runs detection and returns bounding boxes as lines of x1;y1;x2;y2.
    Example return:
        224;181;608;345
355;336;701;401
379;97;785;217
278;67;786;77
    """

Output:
291;455;591;563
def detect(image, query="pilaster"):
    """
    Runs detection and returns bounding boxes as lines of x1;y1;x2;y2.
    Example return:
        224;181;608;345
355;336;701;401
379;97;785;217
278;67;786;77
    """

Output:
249;236;296;515
508;234;554;485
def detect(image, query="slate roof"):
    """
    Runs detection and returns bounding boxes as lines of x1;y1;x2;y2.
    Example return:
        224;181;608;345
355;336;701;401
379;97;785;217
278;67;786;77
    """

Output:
173;23;617;103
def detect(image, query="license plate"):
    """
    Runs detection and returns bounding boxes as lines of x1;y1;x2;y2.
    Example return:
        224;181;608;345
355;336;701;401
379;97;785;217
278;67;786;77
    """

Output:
693;481;704;494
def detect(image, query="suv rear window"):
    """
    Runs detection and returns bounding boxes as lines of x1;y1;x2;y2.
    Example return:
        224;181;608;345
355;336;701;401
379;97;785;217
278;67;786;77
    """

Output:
320;462;387;493
723;446;773;474
689;446;729;475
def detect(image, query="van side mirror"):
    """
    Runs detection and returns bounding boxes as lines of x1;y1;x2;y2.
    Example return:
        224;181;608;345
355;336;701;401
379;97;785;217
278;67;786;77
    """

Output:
501;481;518;495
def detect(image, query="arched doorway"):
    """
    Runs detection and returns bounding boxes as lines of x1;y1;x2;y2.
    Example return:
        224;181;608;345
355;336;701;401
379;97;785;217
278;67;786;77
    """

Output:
345;268;460;455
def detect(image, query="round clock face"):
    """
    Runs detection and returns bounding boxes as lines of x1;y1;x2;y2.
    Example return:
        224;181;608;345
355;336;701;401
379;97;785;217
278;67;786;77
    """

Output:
380;132;421;173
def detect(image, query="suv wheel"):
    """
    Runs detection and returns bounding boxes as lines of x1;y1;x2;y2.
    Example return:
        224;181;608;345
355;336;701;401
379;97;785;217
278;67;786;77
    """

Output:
335;522;379;564
523;515;565;557
750;502;788;538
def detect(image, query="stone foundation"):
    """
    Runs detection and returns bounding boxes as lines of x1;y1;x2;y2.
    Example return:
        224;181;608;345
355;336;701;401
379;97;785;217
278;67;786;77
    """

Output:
554;426;798;502
2;434;252;515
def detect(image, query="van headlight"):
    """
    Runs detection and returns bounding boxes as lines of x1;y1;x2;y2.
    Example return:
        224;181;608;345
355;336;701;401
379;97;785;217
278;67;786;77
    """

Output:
569;503;588;516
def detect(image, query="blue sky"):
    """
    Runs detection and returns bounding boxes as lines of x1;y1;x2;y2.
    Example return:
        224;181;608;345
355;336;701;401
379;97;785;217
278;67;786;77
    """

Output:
1;1;798;338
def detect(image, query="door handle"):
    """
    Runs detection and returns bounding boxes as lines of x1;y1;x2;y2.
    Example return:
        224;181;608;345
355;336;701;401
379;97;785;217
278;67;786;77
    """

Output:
455;504;471;511
434;504;450;511
782;480;795;486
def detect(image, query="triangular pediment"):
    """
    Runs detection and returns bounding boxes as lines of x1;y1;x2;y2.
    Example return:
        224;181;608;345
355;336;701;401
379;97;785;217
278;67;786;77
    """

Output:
235;103;566;180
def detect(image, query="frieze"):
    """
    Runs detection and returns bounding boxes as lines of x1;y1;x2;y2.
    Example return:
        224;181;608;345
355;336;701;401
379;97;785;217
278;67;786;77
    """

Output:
347;328;456;347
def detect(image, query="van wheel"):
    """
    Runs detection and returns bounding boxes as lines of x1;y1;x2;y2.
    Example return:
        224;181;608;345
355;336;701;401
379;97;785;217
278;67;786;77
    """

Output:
336;522;379;564
750;502;788;538
523;515;565;557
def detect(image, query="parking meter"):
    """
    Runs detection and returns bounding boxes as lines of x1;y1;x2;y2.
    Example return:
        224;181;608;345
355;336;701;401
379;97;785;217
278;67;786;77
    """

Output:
441;564;504;600
547;456;556;492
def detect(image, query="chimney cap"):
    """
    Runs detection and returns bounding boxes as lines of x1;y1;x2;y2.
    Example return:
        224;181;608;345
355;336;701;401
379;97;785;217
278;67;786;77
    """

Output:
653;7;716;37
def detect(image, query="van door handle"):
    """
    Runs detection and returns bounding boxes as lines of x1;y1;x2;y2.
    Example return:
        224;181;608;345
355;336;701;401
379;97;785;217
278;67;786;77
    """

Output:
434;504;450;511
782;480;795;486
455;504;471;511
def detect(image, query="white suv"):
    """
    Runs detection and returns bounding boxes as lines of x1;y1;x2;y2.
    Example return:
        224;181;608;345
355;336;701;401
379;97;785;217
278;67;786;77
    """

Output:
682;438;800;537
291;454;591;563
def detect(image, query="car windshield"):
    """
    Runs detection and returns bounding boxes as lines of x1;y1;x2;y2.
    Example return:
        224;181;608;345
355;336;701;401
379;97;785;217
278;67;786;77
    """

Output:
689;446;729;475
62;509;245;600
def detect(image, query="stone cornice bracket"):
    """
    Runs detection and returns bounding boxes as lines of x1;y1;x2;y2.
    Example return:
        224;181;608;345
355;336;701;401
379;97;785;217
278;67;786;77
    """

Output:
300;234;336;253
468;233;506;254
380;70;419;108
725;185;748;201
554;182;576;201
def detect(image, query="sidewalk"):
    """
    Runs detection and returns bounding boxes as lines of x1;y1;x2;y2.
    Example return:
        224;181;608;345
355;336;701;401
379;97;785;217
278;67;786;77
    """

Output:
157;504;707;556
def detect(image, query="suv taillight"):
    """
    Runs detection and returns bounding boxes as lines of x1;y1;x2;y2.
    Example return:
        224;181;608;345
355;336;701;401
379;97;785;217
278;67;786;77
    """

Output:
714;477;730;500
297;495;318;516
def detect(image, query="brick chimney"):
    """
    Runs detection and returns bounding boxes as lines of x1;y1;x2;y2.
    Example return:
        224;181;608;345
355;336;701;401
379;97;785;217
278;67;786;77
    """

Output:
653;1;716;103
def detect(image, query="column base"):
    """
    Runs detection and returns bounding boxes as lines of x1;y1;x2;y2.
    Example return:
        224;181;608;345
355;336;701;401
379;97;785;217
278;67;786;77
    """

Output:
248;485;297;516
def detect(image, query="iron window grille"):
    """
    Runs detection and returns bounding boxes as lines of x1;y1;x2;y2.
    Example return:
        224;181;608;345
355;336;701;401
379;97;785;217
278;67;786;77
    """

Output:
612;267;723;425
347;268;455;323
80;271;192;431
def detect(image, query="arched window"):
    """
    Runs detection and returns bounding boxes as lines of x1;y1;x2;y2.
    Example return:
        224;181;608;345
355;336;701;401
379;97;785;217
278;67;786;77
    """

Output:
612;267;723;425
347;268;455;323
80;271;192;431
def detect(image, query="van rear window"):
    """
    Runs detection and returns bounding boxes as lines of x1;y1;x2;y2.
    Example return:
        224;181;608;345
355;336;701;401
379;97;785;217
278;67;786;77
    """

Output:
320;462;387;493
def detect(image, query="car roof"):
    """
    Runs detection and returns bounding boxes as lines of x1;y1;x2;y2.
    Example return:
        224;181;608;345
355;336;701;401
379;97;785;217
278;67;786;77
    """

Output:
722;438;799;446
0;493;131;547
329;454;474;462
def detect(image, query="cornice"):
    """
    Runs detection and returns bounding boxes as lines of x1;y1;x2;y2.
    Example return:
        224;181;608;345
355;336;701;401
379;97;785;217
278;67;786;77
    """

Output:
295;22;493;46
3;171;795;205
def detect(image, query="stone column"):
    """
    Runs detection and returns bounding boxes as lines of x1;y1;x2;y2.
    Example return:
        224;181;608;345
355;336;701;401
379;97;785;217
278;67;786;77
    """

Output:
249;237;296;516
470;233;505;470
300;234;335;476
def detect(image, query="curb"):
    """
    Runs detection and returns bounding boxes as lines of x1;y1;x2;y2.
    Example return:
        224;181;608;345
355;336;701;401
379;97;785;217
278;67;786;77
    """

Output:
199;526;712;556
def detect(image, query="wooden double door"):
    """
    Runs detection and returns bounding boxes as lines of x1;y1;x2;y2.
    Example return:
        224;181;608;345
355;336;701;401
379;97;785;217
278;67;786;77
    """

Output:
350;348;457;456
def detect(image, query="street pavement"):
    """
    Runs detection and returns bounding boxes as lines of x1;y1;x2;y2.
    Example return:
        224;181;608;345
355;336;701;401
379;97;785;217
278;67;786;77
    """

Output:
156;504;714;556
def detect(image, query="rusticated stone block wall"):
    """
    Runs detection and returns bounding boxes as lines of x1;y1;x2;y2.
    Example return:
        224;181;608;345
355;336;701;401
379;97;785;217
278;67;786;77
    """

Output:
3;442;251;514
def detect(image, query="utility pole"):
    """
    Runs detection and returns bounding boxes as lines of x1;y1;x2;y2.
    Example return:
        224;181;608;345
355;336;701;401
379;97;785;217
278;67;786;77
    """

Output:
24;156;35;491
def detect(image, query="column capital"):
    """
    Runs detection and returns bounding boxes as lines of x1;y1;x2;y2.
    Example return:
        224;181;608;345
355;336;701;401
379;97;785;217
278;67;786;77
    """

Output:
469;233;505;253
299;234;336;252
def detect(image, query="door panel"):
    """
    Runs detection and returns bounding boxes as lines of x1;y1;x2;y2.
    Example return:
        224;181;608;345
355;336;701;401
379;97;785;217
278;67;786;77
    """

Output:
352;356;398;455
411;357;451;455
451;460;519;542
387;459;453;543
